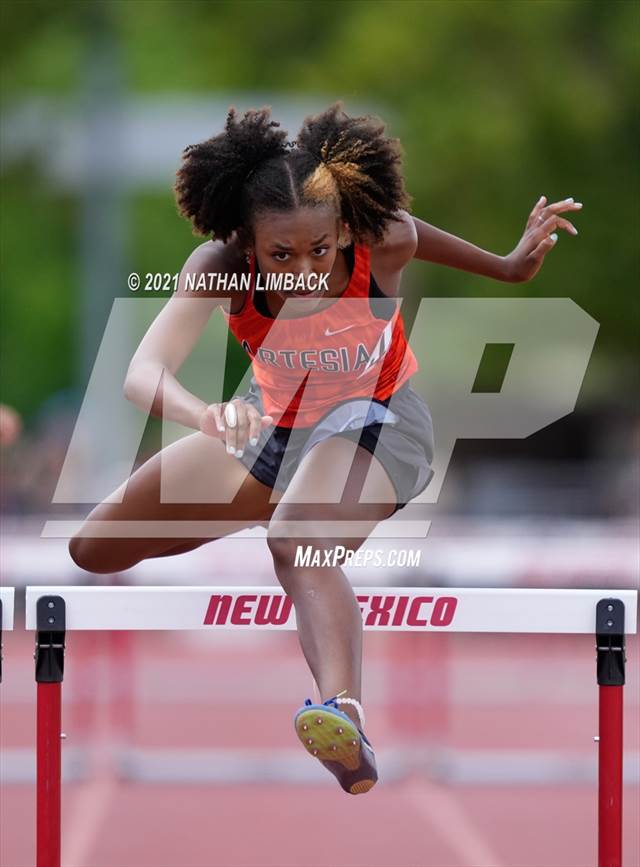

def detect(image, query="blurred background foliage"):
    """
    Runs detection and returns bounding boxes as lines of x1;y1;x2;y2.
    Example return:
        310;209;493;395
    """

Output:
1;0;638;422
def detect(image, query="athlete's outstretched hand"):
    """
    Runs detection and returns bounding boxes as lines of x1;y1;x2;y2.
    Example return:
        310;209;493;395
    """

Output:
504;196;582;283
199;399;273;457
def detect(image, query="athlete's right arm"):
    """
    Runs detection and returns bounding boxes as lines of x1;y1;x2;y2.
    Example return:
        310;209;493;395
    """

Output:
123;239;242;430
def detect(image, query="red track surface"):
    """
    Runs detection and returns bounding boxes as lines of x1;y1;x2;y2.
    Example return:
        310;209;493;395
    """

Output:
2;627;639;867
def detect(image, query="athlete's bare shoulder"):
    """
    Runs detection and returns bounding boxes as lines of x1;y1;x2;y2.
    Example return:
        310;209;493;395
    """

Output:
174;234;248;300
370;210;417;265
369;210;417;296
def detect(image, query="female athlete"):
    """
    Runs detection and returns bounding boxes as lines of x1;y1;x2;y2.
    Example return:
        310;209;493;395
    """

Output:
69;104;581;795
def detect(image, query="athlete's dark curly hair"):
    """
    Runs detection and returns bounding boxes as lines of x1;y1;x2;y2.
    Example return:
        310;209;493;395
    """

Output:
174;103;410;245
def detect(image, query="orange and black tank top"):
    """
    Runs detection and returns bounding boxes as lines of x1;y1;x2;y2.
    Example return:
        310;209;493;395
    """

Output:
221;243;418;428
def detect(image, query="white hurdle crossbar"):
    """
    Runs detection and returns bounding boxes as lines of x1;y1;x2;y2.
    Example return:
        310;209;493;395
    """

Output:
24;585;638;632
23;585;638;867
0;586;15;682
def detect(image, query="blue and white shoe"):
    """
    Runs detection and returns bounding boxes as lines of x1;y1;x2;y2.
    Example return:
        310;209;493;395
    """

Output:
294;692;378;795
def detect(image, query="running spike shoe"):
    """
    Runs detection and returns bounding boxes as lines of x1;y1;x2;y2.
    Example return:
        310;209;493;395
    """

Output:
294;694;378;795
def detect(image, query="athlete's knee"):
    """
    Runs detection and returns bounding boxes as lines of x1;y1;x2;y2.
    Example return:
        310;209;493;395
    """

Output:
266;531;320;599
68;535;135;574
266;525;299;569
266;506;313;573
266;507;340;572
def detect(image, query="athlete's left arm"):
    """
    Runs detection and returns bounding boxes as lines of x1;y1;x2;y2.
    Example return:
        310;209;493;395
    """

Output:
411;195;582;283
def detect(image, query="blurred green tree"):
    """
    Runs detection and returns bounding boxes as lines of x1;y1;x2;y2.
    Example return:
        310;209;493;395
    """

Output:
1;0;637;419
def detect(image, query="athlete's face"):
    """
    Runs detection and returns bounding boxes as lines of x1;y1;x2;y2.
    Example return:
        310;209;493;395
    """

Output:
252;206;344;297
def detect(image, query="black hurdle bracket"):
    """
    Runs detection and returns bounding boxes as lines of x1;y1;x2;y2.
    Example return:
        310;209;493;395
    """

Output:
596;598;626;686
35;596;67;683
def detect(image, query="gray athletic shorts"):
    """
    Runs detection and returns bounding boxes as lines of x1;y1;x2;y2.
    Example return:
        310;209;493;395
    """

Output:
235;376;435;515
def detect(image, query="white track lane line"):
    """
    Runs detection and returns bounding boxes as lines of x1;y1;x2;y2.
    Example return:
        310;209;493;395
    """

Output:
62;772;117;867
62;694;118;867
402;776;505;867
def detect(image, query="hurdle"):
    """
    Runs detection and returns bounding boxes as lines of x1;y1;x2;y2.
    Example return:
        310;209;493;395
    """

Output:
24;585;637;867
0;587;16;682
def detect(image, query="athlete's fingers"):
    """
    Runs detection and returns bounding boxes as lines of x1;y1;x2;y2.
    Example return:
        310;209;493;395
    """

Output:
223;401;237;429
538;214;578;238
210;404;225;434
207;401;272;450
540;197;583;218
526;195;547;230
528;197;582;233
247;408;262;447
200;404;224;438
223;401;238;455
528;232;558;265
538;214;577;235
232;401;252;456
556;216;578;235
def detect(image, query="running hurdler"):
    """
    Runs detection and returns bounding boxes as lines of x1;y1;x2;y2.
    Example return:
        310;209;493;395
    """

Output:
70;104;581;794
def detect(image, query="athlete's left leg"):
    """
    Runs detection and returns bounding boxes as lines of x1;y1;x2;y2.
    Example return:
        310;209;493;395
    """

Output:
266;435;397;729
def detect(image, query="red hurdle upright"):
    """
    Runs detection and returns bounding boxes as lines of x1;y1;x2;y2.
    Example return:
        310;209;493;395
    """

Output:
35;596;66;867
596;598;626;867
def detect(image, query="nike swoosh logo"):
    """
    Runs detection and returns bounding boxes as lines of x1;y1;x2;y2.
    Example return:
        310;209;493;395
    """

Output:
325;325;355;336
